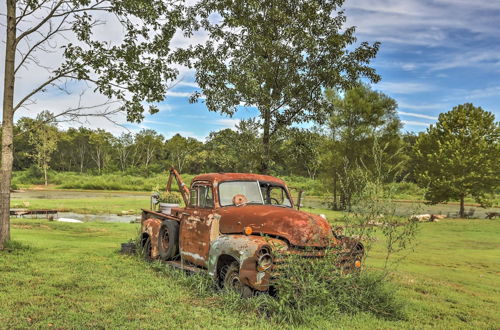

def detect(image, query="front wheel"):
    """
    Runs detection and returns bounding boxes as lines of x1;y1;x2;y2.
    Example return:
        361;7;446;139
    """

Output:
221;262;253;298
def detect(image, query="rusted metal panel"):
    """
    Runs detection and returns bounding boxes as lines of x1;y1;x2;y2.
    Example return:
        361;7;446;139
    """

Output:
142;218;162;258
217;205;334;247
139;167;364;292
207;235;287;291
193;173;287;187
179;208;218;267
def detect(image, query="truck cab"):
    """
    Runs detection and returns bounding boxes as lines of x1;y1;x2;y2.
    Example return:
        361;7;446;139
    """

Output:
140;168;363;296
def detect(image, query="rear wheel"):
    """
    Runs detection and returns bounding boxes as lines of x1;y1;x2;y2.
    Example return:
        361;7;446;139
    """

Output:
157;220;179;260
221;261;253;298
142;236;153;261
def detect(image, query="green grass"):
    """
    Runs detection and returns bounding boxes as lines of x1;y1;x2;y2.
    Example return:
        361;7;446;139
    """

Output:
11;194;150;215
1;217;499;328
12;171;197;192
13;170;499;206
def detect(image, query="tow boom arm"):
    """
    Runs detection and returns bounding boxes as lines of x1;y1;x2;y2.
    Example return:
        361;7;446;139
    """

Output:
166;166;190;206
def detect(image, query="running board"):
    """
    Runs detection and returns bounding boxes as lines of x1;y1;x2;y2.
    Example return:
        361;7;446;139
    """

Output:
165;260;204;274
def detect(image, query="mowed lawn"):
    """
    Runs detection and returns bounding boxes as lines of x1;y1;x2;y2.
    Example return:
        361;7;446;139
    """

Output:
1;218;499;329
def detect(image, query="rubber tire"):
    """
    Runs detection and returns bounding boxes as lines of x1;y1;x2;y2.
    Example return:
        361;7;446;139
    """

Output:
142;236;153;262
222;262;254;298
157;220;179;261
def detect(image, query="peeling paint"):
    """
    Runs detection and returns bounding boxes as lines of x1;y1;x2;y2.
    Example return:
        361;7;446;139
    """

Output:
140;169;363;292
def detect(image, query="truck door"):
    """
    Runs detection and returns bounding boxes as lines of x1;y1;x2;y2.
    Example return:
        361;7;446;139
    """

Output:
179;182;218;267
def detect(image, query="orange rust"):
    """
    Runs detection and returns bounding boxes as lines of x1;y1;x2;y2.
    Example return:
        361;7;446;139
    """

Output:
141;167;363;292
143;218;162;258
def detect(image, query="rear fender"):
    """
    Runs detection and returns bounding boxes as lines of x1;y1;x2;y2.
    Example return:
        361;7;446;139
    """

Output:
142;218;162;258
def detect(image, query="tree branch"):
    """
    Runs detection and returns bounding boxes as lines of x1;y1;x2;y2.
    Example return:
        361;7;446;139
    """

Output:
14;14;72;74
13;68;75;112
15;0;65;46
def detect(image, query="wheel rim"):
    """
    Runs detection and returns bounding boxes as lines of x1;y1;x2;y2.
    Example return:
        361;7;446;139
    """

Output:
161;230;170;251
227;270;242;290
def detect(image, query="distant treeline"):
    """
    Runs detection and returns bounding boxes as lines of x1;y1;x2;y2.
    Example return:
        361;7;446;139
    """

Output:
9;84;419;211
14;109;415;179
9;87;498;213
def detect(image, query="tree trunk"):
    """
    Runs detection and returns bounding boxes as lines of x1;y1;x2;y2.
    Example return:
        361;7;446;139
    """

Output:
79;149;84;173
44;164;48;186
459;194;465;218
0;0;16;249
332;172;338;210
260;107;271;174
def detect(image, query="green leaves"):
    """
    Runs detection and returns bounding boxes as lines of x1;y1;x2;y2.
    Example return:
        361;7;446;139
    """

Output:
57;0;183;123
176;0;380;171
413;103;500;210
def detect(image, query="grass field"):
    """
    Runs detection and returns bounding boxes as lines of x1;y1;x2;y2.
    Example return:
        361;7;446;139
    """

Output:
12;170;500;208
11;190;150;215
1;217;498;329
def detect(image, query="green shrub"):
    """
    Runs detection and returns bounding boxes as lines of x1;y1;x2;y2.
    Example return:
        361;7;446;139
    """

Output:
253;249;404;323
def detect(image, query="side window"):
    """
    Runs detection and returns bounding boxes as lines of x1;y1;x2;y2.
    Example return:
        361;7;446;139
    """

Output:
190;184;214;208
270;187;284;203
189;188;197;207
198;185;214;208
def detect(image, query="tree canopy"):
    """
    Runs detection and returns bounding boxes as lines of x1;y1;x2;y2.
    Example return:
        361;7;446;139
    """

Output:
413;103;500;217
178;0;380;172
1;0;186;248
323;84;403;210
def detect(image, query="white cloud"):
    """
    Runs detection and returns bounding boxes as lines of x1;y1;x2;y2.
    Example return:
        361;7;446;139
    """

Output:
376;82;434;94
165;91;193;98
176;81;199;88
398;111;438;120
401;120;431;127
165;90;206;99
213;118;240;130
461;86;500;99
345;0;500;47
398;101;448;111
142;119;181;128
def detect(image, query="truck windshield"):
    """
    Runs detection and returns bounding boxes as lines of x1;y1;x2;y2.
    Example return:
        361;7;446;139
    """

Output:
219;181;264;206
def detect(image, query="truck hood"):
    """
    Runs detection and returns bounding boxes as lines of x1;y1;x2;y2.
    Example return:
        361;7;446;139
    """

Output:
217;205;334;247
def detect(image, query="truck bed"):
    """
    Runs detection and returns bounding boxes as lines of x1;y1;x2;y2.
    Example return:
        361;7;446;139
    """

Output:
141;209;180;222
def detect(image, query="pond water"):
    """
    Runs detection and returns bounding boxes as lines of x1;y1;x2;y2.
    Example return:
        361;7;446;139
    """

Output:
57;212;138;223
11;189;146;223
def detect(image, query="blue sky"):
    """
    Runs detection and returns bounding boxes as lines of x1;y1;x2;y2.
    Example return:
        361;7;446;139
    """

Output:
129;0;500;140
2;0;499;140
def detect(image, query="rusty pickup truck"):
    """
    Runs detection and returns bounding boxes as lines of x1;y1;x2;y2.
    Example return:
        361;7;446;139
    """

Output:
139;167;363;297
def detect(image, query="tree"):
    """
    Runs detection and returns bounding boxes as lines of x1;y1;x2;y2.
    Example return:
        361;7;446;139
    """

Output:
24;111;59;185
134;129;164;169
1;0;182;248
281;128;326;179
114;133;134;172
178;0;380;173
413;103;500;218
68;127;92;173
323;84;403;210
165;134;202;173
88;129;113;174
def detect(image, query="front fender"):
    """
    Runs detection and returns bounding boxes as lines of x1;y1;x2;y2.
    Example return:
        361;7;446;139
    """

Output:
208;235;287;291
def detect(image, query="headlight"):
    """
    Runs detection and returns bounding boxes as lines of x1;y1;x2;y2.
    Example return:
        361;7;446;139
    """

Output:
256;247;273;272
